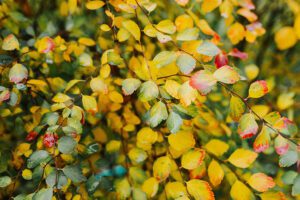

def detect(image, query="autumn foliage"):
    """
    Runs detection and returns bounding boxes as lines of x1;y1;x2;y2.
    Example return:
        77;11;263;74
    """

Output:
0;0;300;199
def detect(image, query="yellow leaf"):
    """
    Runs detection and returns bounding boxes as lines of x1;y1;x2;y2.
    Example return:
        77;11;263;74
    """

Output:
78;37;96;46
275;26;297;50
178;81;198;106
117;28;131;42
208;160;224;187
227;22;245;44
109;91;123;103
156;19;176;34
165;182;188;199
142;177;159;198
205;139;229;157
259;191;287;200
201;0;221;13
82;95;98;114
68;0;77;14
277;92;295;110
168;131;195;152
248;80;269;98
2;34;19;51
128;148;148;165
137;127;157;150
245;64;259;81
181;148;206;170
86;1;105;10
122;20;141;40
213;65;240;84
90;77;108;94
52;93;71;103
186;179;215;200
153;156;172;181
248;173;275;192
22;169;33;180
229;95;246;122
105;140;121;152
175;14;194;31
228;148;258;168
230;180;255;200
164;80;180;99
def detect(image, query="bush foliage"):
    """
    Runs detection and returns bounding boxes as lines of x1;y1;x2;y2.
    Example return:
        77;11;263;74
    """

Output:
0;0;299;199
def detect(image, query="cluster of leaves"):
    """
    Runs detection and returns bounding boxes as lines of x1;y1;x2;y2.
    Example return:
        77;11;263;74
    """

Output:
0;0;299;200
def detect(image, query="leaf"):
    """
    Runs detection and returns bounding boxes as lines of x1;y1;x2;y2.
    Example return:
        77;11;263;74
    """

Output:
227;23;245;45
228;148;258;168
115;178;131;199
164;80;180;99
86;1;105;10
142;177;159;198
237;113;258;139
248;80;269;98
230;180;255;200
41;112;59;126
138;81;159;102
78;37;96;46
153;156;172;181
58;136;77;154
33;188;53;200
176;27;199;41
122;20;141;40
248;173;275;192
275;26;297;50
46;170;68;189
259;191;287;200
178;81;198;106
167;111;182;133
0;176;12;187
27;150;51;168
253;125;271;153
197;41;221;56
205;139;229;157
165;182;188;199
36;37;55;53
79;53;93;66
208;160;224;187
274;135;289;155
168;131;195;152
2;34;19;51
189;70;217;95
90;77;108;94
186;179;215;200
176;53;196;74
153;51;177;69
245;64;259;81
82;95;98;114
181;148;206;170
229;96;245;121
148;101;168;128
9;63;28;84
128;148;148;165
52;93;71;103
213;65;240;84
122;78;141;95
156;19;176;34
136;127;157;150
279;151;298;167
107;51;123;65
273;117;298;136
201;0;221;13
292;175;300;196
277;92;295;110
63;165;87;183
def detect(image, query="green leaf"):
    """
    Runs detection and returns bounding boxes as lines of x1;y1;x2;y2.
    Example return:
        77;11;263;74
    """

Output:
107;51;123;65
279;151;298;167
138;81;159;102
41;112;59;126
172;104;197;120
0;54;13;65
148;101;168;128
292;175;300;196
63;165;87;183
281;171;298;185
27;150;51;169
33;188;53;200
153;51;177;68
46;170;68;189
176;53;196;75
176;27;199;41
0;176;12;187
122;78;141;95
167;111;183;133
197;41;220;56
58;136;77;154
